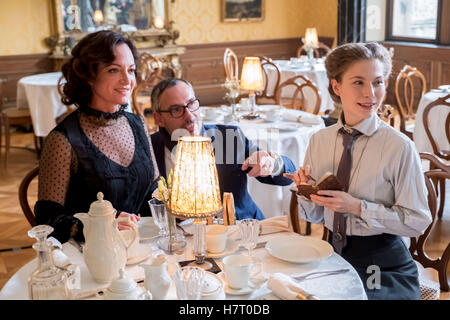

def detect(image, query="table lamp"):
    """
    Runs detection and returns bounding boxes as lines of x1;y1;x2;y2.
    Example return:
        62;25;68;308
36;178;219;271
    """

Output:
304;27;319;60
240;56;264;120
170;136;223;269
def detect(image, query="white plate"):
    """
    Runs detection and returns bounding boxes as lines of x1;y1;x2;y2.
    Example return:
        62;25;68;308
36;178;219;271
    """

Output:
265;234;333;264
438;85;450;91
138;217;160;241
126;243;152;265
206;238;239;258
219;273;262;296
267;124;300;132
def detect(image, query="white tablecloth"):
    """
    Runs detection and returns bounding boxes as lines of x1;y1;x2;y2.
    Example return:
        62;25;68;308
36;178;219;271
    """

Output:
0;220;366;300
413;89;450;154
266;60;333;113
16;72;68;137
203;106;325;218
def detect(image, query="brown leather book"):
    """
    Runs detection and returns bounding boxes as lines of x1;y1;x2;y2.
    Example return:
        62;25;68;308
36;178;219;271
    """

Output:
296;172;343;200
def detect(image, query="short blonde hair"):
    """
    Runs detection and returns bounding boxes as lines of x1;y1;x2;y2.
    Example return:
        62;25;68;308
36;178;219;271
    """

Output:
325;42;392;104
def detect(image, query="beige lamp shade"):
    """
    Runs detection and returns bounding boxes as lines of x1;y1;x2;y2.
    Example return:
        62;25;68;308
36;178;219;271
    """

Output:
240;57;264;91
170;136;223;218
305;27;318;47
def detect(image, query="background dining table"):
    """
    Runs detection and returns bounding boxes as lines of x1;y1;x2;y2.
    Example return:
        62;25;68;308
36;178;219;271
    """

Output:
265;59;334;114
202;105;325;219
413;87;450;154
0;217;367;300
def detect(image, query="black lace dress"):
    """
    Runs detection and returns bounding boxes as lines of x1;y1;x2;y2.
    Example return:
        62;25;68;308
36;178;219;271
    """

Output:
35;105;160;243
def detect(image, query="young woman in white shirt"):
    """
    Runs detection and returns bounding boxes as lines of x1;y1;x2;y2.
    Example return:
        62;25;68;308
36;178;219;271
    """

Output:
285;42;432;300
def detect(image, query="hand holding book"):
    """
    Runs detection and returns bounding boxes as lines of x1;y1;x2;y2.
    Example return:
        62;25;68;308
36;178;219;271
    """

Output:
296;172;343;200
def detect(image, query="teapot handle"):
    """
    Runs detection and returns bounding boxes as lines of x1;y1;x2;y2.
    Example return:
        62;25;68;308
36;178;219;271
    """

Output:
114;217;139;250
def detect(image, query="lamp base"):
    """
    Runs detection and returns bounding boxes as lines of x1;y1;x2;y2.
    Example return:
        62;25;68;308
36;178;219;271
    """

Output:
242;113;261;120
186;256;213;270
157;233;186;254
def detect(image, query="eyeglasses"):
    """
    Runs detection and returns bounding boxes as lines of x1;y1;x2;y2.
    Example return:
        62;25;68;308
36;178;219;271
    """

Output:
159;98;200;118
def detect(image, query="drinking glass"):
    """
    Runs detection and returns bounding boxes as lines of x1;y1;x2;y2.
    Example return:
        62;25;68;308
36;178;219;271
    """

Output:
148;198;168;237
173;266;205;300
238;218;260;257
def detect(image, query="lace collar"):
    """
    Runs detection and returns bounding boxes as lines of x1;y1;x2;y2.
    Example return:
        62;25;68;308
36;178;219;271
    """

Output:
81;104;127;120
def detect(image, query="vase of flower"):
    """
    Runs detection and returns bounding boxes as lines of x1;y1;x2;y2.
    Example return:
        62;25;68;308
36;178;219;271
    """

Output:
151;171;186;254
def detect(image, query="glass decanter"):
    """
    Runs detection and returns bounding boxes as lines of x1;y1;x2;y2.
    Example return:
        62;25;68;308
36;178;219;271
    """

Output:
27;225;70;300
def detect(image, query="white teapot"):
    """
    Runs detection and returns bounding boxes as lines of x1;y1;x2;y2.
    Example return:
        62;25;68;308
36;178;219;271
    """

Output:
103;268;152;300
74;192;137;284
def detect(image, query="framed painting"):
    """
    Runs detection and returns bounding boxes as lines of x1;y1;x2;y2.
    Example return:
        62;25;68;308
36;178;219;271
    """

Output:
221;0;265;23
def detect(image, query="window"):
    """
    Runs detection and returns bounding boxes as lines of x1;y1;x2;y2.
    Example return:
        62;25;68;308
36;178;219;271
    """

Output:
386;0;443;43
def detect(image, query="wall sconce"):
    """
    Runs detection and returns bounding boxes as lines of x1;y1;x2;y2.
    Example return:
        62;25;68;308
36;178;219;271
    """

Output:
154;15;165;29
240;56;264;120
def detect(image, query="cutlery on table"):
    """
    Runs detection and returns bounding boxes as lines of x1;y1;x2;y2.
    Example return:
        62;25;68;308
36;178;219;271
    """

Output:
291;268;350;282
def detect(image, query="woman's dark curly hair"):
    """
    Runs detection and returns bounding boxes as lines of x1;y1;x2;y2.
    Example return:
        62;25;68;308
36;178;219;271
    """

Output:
59;30;138;108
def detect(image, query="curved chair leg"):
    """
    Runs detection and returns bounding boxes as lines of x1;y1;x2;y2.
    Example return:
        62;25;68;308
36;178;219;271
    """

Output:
438;244;449;291
437;178;446;219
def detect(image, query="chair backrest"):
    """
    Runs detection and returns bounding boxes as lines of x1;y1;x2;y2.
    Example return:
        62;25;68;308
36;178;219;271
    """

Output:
422;93;450;161
255;56;280;105
395;65;427;122
131;53;163;130
19;166;39;227
409;152;450;291
296;42;331;58
275;74;322;114
223;48;239;81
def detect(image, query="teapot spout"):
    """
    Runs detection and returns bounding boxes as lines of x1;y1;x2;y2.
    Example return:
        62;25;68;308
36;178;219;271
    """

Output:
74;213;89;233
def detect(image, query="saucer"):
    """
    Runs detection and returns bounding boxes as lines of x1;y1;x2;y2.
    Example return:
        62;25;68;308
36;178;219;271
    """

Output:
126;243;152;265
219;273;262;296
206;238;239;258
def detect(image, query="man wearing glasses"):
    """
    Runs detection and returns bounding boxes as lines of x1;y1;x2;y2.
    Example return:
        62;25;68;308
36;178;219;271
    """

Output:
150;78;295;220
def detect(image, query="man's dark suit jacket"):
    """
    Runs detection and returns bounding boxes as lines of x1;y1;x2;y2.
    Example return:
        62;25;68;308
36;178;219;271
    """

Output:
151;124;296;220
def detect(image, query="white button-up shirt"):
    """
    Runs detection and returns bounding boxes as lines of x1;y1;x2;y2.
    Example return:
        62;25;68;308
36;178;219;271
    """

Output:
298;113;432;237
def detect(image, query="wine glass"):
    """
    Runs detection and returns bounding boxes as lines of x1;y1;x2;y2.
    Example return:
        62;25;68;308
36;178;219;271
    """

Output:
148;198;168;237
238;218;260;257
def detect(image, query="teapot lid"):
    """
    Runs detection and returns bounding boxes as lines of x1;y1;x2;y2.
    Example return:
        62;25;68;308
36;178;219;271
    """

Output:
88;192;116;217
108;268;137;293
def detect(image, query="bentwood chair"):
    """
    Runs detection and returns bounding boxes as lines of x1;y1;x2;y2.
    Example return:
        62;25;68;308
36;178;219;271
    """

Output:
392;65;427;140
275;75;322;114
0;79;39;167
409;152;449;291
131;53;164;133
254;56;281;105
223;48;239;82
422;94;450;219
289;186;328;241
19;166;39;227
296;42;331;59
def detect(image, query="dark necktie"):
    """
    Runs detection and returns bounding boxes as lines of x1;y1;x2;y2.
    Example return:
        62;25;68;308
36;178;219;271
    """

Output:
332;127;362;255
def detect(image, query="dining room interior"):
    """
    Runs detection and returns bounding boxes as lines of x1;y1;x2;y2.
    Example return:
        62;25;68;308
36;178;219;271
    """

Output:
0;0;449;302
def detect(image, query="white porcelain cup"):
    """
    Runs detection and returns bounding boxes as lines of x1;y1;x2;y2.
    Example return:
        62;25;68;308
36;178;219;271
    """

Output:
206;225;228;253
222;254;262;289
202;108;218;120
120;229;140;259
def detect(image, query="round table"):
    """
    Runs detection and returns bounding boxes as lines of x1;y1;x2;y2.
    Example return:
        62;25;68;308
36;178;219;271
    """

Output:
0;219;367;300
413;88;450;154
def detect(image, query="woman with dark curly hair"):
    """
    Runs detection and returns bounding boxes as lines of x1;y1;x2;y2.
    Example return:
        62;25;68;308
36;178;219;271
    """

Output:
35;30;160;243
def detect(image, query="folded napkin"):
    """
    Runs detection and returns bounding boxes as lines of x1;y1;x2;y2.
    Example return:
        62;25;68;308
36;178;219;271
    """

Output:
282;111;322;125
259;216;293;235
268;273;319;300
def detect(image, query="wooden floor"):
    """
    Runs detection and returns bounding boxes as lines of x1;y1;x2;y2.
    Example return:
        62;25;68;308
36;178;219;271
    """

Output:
0;130;448;299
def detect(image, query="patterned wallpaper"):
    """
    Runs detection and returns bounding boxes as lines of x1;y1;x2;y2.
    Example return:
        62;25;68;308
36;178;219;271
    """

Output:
0;0;337;55
173;0;338;45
